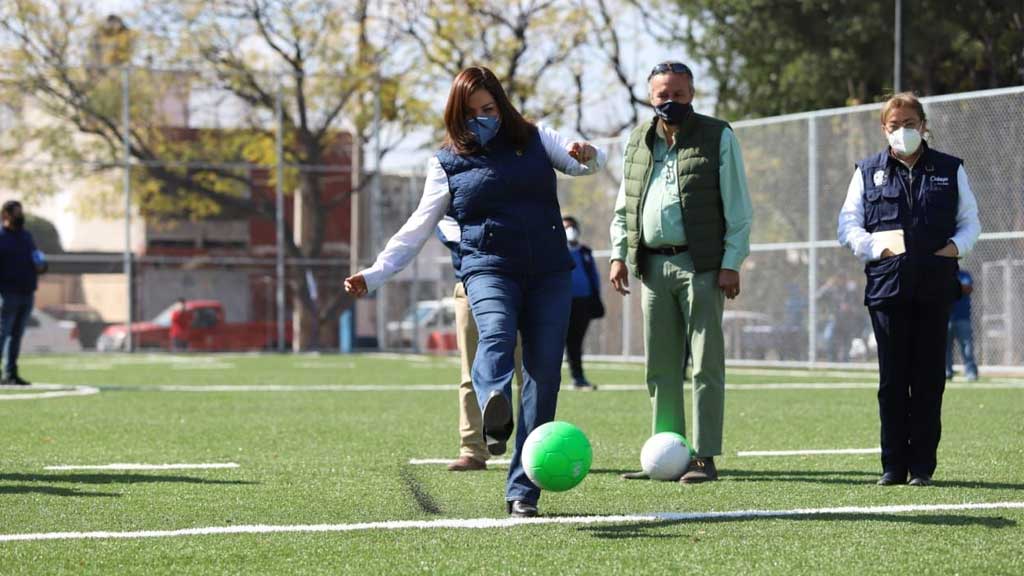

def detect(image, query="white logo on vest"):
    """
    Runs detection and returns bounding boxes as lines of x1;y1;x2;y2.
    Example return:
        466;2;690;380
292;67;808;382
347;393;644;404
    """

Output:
873;170;886;186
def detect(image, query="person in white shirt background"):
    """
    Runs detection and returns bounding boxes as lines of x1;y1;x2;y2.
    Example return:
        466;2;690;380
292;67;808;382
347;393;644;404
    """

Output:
344;66;605;517
838;92;981;488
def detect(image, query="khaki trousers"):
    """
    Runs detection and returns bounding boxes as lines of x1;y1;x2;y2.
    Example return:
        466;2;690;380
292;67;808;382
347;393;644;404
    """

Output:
454;282;523;461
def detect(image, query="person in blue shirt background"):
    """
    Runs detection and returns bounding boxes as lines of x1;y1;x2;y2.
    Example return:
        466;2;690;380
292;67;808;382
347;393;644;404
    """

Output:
562;215;602;390
946;269;978;382
0;200;48;386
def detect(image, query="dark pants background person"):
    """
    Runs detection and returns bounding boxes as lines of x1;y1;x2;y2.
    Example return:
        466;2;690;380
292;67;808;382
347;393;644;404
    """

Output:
563;226;602;390
565;298;592;387
0;292;34;383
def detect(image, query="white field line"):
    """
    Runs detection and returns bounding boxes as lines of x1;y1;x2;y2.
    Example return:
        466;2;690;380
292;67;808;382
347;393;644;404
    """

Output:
109;381;1024;393
0;383;100;401
21;355;230;367
169;363;235;370
294;361;356;370
154;384;456;392
2;501;1022;543
408;458;511;466
44;463;240;471
737;448;881;457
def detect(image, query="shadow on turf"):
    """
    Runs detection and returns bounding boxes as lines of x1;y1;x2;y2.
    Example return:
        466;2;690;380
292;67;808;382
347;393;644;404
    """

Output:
398;466;443;515
725;469;885;486
0;473;257;486
0;485;119;497
724;469;1024;490
580;512;1017;540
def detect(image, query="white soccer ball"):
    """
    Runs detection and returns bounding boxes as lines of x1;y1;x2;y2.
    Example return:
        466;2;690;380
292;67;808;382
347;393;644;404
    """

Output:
640;432;693;481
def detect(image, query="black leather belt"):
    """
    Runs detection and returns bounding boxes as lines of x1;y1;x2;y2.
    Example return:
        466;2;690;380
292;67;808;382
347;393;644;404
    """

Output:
644;244;689;256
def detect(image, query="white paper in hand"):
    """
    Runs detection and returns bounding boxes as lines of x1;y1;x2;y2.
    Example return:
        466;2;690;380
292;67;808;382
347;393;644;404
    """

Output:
871;229;906;255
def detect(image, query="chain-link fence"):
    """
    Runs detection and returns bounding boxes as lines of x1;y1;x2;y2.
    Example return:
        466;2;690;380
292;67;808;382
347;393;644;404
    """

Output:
374;86;1024;369
1;66;356;352
3;65;1022;366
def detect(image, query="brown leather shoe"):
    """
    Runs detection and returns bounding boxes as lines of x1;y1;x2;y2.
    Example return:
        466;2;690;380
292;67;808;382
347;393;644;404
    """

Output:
447;456;486;472
680;457;718;484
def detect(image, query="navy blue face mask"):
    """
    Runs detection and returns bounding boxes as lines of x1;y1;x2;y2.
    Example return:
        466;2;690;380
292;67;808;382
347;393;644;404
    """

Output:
654;100;692;126
467;116;500;146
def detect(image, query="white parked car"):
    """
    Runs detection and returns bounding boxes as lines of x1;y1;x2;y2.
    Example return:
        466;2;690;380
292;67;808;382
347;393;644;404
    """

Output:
386;298;456;349
22;308;83;353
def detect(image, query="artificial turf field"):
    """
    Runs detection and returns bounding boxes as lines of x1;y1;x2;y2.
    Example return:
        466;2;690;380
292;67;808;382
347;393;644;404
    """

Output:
2;353;1022;575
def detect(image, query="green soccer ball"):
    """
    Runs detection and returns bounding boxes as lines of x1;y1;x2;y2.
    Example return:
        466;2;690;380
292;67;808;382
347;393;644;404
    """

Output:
522;421;592;492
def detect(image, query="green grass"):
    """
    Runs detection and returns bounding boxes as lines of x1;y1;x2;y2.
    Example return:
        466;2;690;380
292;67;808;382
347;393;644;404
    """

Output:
2;353;1022;575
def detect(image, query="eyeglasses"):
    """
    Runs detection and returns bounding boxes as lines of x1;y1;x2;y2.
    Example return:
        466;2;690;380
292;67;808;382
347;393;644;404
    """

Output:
648;62;693;81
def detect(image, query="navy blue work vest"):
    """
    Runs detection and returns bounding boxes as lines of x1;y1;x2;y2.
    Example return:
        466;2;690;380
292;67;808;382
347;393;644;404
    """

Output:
856;144;962;307
436;129;572;280
0;227;39;294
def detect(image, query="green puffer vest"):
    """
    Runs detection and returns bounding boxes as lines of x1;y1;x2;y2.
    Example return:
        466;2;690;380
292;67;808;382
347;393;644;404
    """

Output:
622;113;728;276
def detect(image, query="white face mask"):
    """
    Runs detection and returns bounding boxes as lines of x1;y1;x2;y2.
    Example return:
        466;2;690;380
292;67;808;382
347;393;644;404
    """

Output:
565;227;579;244
887;127;922;156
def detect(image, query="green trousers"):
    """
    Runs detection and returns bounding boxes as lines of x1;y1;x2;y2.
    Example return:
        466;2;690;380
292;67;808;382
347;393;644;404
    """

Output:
640;252;726;457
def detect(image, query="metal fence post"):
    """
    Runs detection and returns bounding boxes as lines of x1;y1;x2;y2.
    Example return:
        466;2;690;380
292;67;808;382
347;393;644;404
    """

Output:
372;73;385;350
409;175;421;354
807;115;818;364
121;66;133;353
275;75;287;352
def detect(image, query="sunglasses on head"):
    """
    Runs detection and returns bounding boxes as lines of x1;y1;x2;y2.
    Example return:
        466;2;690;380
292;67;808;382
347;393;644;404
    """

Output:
648;62;693;80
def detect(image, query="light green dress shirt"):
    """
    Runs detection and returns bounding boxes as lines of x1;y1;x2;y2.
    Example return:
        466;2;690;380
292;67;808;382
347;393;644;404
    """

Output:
610;124;753;272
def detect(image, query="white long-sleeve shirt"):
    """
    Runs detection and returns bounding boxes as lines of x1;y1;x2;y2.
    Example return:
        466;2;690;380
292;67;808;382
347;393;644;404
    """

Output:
360;125;607;292
837;164;981;262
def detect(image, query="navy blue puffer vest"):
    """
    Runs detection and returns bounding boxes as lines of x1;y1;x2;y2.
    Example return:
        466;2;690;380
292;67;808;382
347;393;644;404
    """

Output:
436;129;572;280
856;143;962;307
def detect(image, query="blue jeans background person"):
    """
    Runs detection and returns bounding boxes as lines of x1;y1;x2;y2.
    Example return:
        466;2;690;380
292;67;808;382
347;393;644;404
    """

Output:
0;292;34;383
945;269;977;381
946;320;977;381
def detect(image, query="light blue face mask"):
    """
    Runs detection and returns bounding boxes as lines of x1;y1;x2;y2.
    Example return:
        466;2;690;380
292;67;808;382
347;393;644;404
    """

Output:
467;115;500;146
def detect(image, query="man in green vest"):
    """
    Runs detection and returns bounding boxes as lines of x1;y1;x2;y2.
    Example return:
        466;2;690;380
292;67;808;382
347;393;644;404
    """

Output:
609;61;752;483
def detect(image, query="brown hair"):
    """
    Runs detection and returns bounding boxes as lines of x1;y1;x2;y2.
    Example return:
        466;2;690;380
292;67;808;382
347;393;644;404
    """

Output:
442;66;534;155
880;92;927;125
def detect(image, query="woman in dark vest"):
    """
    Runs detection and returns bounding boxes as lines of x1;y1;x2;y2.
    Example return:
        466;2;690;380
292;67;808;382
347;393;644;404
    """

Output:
838;92;980;487
344;66;605;516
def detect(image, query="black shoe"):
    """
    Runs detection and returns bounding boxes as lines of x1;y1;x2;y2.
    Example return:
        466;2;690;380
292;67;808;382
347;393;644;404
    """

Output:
482;391;513;456
572;380;597;391
908;475;933;487
1;376;30;386
620;470;650;480
877;471;907;486
680;457;719;484
507;500;538;518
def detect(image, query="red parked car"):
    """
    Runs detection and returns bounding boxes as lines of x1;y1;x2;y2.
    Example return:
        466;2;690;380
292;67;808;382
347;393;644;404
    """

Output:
96;300;291;351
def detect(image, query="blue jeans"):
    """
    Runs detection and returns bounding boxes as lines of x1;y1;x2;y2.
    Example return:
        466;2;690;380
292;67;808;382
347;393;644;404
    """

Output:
945;318;977;378
1;292;34;380
463;270;571;505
